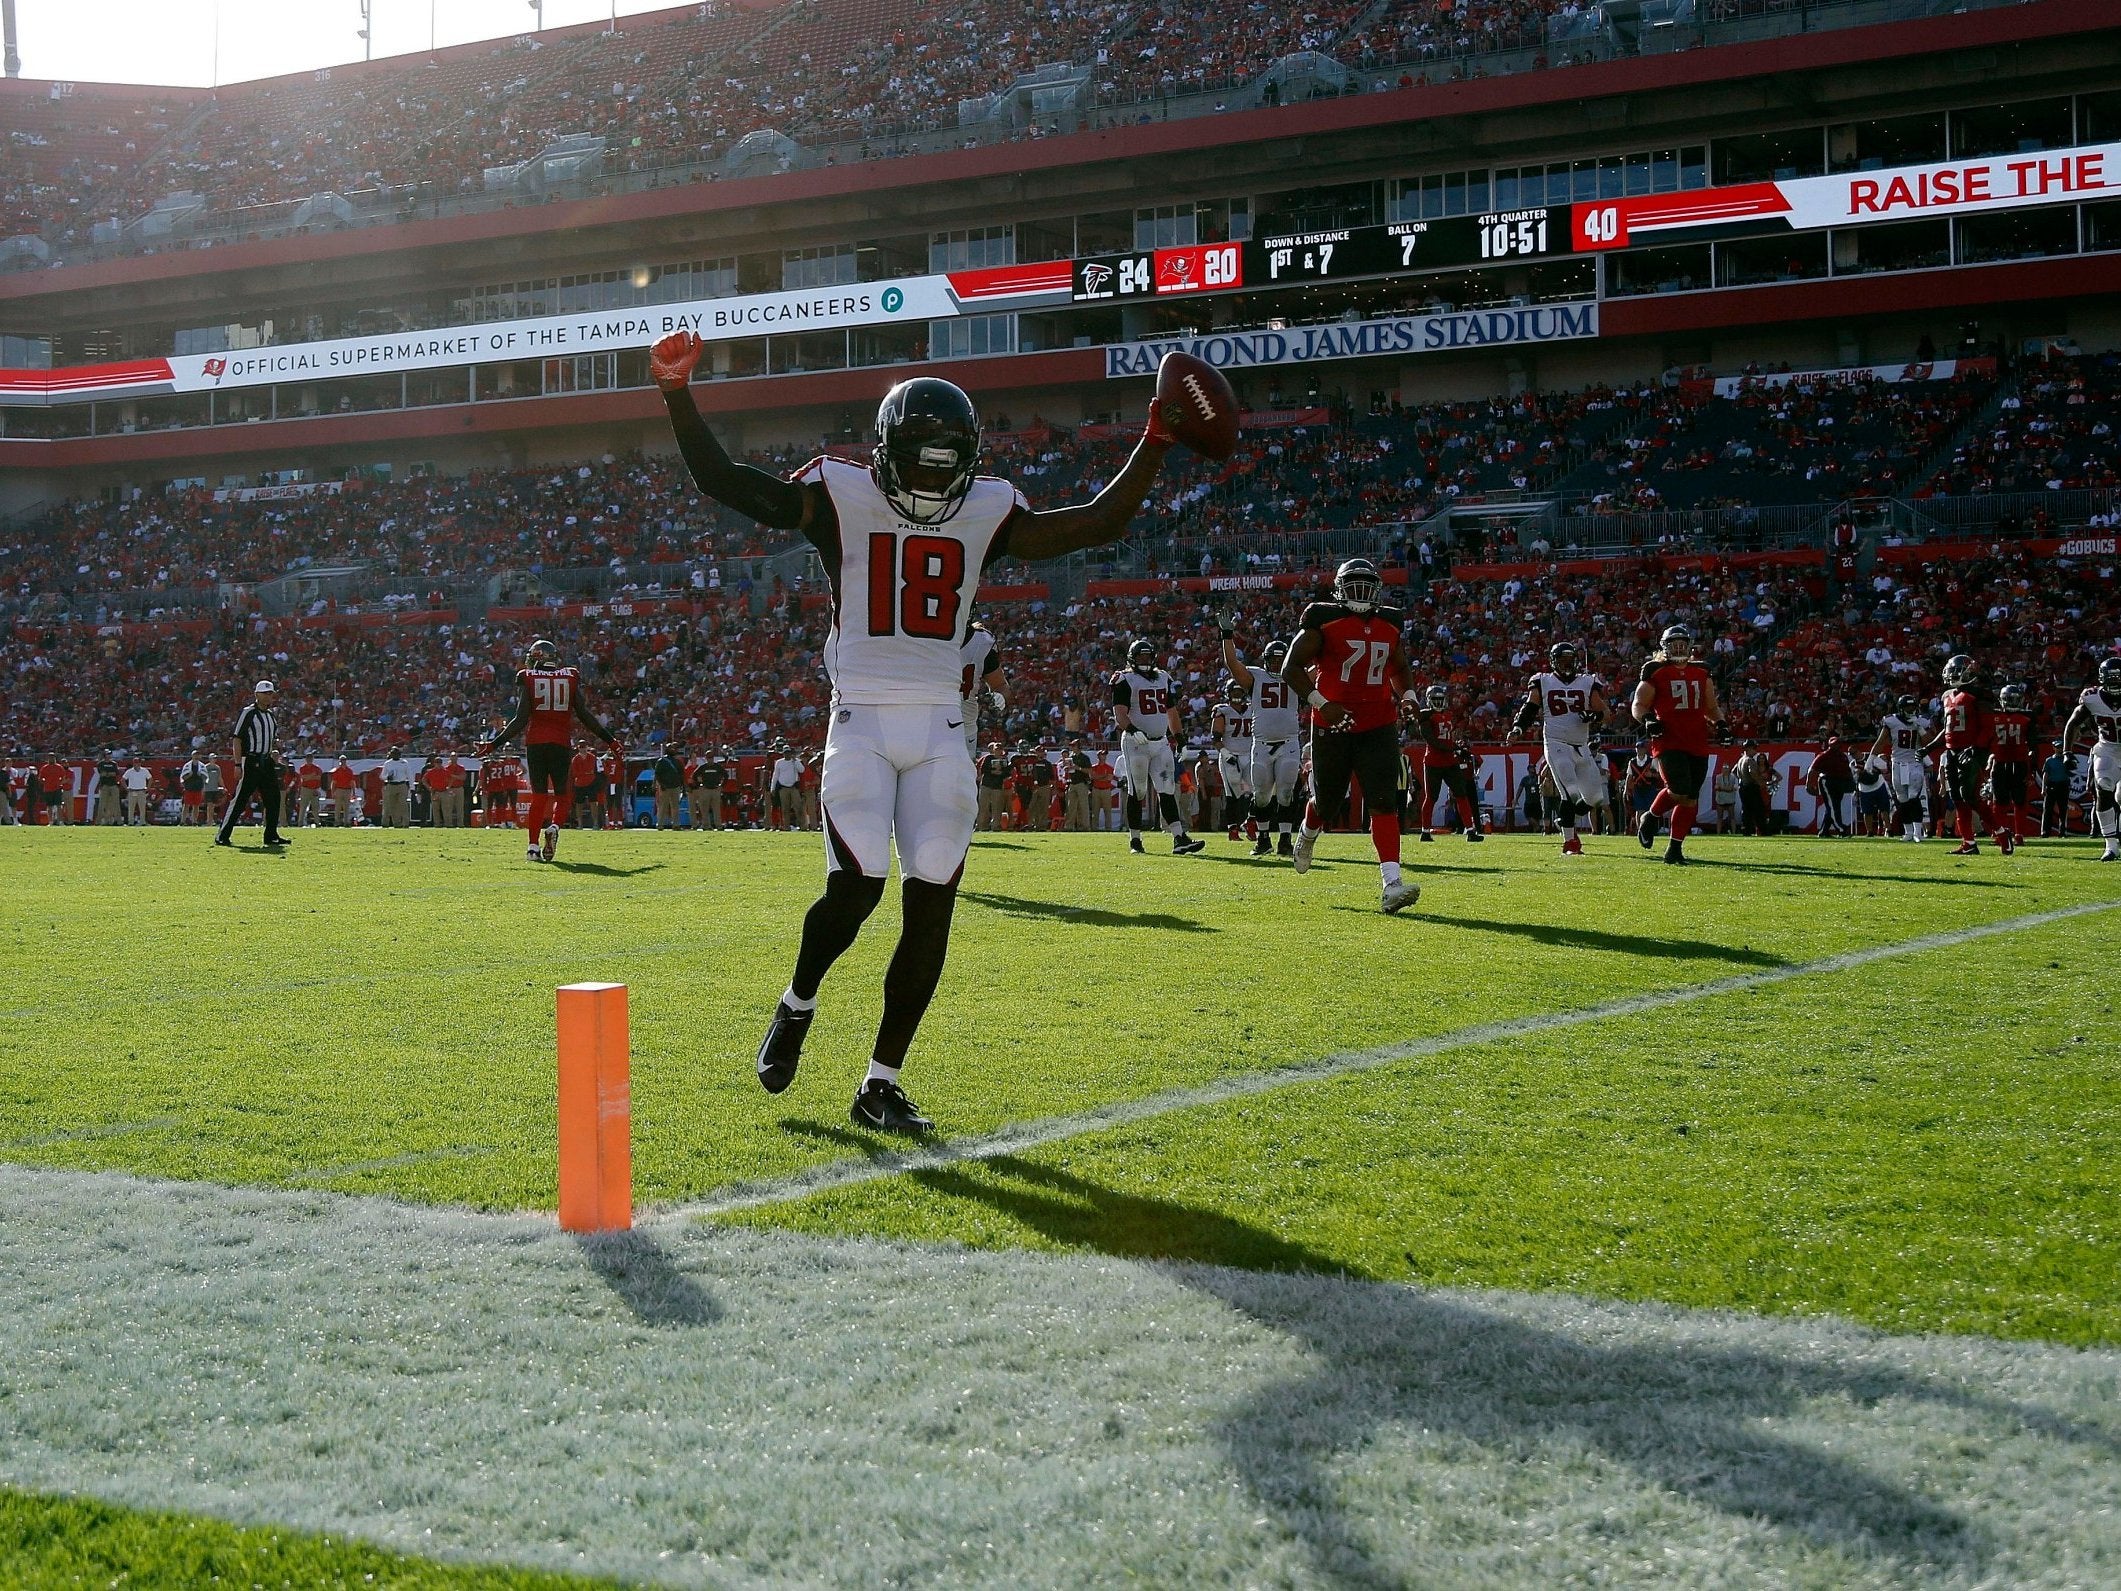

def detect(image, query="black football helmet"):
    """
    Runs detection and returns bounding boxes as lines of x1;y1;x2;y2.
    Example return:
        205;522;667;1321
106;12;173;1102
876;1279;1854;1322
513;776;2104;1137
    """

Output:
1895;694;1919;719
1548;641;1580;678
1128;639;1158;672
1659;624;1694;662
1223;677;1247;707
873;377;980;525
1261;639;1290;671
1942;653;1978;689
2098;656;2121;697
1333;558;1383;613
1998;682;2029;711
1424;684;1450;710
526;638;560;667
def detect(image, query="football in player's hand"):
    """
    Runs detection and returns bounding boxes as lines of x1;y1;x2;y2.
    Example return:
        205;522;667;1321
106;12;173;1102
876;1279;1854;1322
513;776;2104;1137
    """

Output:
1149;351;1239;461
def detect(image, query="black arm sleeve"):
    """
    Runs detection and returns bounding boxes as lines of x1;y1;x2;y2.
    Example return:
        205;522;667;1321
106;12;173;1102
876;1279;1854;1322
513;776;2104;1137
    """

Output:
664;388;809;530
1511;691;1541;735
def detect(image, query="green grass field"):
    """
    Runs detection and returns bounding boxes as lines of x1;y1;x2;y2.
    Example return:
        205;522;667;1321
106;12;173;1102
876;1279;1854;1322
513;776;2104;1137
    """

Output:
3;825;2117;1586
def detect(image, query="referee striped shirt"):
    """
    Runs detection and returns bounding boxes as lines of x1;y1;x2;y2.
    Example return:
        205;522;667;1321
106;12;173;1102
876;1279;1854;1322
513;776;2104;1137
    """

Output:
234;703;277;758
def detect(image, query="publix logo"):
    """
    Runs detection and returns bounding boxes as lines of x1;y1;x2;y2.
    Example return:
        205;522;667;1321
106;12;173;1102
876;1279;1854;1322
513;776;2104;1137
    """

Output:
881;287;904;313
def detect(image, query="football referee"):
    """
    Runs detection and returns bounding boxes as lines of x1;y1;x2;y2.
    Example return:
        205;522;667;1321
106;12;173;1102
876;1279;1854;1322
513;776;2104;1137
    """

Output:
214;680;289;849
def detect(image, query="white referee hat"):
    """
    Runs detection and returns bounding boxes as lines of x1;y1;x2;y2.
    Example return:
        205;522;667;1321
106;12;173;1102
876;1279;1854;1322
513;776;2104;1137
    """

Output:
254;680;276;693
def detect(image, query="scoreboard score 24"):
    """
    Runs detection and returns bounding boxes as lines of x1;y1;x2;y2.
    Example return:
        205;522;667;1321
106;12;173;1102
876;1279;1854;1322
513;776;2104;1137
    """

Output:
1070;206;1570;301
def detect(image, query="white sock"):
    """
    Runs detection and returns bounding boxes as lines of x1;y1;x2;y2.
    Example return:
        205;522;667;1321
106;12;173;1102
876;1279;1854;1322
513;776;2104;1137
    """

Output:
1381;861;1402;886
781;985;817;1013
865;1059;900;1086
1301;822;1321;839
1168;821;1186;839
1563;825;1577;841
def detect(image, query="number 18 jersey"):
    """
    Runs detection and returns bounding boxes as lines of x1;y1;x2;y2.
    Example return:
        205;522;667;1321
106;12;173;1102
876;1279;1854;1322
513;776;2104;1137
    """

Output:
799;455;1027;706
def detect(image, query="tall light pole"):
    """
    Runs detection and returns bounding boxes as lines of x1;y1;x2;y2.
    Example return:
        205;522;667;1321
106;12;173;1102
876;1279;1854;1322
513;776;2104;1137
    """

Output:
528;0;543;31
357;0;373;61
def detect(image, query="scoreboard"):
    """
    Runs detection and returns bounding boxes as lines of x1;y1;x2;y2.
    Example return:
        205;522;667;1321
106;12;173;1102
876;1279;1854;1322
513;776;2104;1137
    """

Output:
1071;207;1573;302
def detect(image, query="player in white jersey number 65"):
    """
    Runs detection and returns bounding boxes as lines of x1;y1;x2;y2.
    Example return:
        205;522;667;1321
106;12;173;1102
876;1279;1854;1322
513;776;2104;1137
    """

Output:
653;329;1232;1134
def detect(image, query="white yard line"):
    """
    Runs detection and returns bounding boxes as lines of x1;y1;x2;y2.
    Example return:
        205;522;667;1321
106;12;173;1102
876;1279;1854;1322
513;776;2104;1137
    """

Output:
657;899;2121;1223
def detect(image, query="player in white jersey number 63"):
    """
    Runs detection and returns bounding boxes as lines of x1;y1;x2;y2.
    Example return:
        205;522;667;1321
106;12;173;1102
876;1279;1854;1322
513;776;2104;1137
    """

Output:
653;329;1217;1134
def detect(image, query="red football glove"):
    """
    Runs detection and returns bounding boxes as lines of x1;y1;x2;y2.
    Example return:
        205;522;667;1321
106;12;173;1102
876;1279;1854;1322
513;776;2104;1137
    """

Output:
649;330;703;393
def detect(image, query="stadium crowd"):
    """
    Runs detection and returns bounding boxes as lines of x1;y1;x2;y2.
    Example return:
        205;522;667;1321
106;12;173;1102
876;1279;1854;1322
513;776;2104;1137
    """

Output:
6;368;2006;613
0;0;1902;246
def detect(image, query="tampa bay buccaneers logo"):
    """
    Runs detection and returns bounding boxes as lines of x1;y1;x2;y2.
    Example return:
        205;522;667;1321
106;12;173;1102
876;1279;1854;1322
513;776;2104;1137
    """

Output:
1157;253;1196;291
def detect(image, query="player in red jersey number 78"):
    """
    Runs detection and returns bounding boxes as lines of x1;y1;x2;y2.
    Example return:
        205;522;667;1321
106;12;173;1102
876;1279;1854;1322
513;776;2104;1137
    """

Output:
1281;558;1421;914
1630;624;1720;866
479;637;620;865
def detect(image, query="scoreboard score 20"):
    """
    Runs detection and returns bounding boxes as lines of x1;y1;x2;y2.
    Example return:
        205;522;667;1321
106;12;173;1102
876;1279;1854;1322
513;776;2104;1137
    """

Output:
1071;206;1571;301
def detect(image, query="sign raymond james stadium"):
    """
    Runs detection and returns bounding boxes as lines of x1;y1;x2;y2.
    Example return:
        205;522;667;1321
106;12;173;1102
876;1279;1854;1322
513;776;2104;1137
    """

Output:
1102;303;1598;378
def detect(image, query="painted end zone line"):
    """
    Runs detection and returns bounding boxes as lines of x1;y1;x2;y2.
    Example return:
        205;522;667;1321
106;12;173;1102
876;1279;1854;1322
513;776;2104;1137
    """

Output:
655;899;2119;1225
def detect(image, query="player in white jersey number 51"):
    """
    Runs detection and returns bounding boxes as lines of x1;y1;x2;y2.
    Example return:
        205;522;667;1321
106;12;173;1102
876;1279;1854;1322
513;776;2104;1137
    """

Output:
653;330;1224;1134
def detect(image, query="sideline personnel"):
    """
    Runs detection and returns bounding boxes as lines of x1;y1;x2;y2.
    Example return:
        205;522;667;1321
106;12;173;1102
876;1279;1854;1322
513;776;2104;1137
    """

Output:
215;681;288;848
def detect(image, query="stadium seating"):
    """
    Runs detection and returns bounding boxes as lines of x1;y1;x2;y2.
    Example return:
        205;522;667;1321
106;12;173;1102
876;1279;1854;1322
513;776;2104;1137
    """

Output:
1923;352;2121;497
0;0;1992;248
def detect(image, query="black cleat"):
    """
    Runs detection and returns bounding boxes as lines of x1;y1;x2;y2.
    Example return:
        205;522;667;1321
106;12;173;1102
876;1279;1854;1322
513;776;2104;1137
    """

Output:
850;1078;934;1135
212;836;232;847
1663;840;1687;866
1173;835;1206;855
1251;835;1273;856
1465;829;1484;843
756;999;814;1094
264;836;288;847
1276;833;1295;857
1418;830;1434;843
1637;810;1661;850
1127;835;1146;854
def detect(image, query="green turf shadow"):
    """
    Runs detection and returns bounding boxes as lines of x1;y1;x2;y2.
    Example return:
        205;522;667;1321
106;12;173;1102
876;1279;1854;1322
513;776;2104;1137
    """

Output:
958;891;1216;933
1414;912;1790;967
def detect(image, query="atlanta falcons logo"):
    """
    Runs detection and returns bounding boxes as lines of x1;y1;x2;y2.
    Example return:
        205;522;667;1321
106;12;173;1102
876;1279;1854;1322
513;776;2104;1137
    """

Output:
1080;262;1113;295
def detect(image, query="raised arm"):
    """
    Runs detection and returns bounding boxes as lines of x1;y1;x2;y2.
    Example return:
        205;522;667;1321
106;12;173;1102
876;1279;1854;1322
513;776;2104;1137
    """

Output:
652;332;822;535
996;434;1173;563
1220;631;1255;692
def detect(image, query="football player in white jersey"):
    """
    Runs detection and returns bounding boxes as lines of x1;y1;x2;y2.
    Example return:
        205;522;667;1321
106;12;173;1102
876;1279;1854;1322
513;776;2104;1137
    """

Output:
1220;616;1303;857
958;620;1006;760
1111;638;1206;856
655;332;1193;1132
1870;694;1933;841
1511;642;1609;855
1211;678;1254;842
2061;656;2121;860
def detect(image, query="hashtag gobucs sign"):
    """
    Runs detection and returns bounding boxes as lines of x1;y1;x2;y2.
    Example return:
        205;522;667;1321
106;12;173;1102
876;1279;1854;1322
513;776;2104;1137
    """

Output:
1571;140;2121;251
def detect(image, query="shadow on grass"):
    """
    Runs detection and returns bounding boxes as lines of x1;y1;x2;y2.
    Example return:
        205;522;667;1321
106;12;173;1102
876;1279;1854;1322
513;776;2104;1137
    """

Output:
1686;856;2024;888
1416;912;1789;967
575;1229;720;1327
547;860;667;878
958;891;1216;933
911;1155;2055;1587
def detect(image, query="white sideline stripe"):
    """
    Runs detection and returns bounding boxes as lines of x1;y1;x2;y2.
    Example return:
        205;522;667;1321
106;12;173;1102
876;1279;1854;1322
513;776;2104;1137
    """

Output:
657;898;2121;1223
